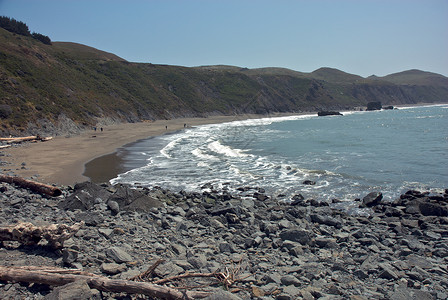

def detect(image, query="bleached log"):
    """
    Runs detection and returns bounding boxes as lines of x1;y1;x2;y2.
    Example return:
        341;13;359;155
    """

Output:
0;135;37;142
0;221;84;249
0;174;62;197
0;266;210;299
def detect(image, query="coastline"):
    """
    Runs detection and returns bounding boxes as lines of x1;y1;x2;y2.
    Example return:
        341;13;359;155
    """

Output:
1;113;296;186
2;103;446;186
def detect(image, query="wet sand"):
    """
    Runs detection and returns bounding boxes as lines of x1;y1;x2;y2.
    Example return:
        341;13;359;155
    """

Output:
2;114;283;185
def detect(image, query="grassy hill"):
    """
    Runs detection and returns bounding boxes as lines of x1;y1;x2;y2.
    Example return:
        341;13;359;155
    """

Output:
1;27;447;136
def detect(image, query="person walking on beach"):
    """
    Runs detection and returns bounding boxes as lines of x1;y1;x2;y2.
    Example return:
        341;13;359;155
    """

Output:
166;125;168;130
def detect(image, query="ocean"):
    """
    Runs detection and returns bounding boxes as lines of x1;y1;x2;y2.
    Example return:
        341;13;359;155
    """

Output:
110;104;448;208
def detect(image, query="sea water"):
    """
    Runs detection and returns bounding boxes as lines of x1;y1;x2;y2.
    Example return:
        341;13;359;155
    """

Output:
111;105;448;205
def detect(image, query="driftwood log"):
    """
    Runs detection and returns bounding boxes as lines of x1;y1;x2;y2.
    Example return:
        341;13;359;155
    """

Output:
0;136;53;144
0;266;210;299
0;221;84;249
0;174;62;197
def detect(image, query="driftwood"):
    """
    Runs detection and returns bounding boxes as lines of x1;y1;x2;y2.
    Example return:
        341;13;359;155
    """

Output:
0;266;210;299
0;135;53;144
0;221;84;249
0;174;62;197
0;145;11;149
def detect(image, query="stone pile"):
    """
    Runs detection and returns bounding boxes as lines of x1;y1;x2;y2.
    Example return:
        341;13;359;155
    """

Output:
0;181;447;299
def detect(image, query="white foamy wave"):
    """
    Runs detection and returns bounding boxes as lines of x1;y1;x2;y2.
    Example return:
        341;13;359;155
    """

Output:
160;137;183;158
191;148;218;161
207;140;249;157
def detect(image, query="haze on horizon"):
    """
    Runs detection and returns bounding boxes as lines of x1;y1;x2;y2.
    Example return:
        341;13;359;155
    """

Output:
1;0;447;78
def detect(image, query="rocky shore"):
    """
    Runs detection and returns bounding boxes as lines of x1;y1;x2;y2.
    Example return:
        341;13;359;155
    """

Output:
0;180;447;299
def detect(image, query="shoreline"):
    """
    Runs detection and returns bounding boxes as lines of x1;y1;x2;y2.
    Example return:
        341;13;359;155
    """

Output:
2;102;446;186
1;113;298;186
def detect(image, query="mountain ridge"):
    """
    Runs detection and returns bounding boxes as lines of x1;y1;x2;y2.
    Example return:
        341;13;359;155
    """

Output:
1;27;447;136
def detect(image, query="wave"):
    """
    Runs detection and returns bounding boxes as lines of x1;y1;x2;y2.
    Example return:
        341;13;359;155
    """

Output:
191;148;218;161
207;140;249;157
160;137;183;158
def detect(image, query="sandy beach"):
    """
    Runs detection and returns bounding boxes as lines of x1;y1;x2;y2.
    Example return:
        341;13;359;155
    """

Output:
1;114;284;186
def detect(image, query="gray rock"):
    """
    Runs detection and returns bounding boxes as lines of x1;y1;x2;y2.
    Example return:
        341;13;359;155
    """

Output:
219;242;234;253
280;275;301;286
62;249;79;264
362;192;383;207
187;254;208;269
100;262;126;275
106;246;133;263
44;280;100;300
279;228;313;245
108;185;161;212
107;200;120;215
419;202;448;216
58;182;110;211
389;287;435;300
310;213;342;228
379;263;399;280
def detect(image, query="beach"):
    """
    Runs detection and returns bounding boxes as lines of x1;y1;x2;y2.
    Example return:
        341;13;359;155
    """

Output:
1;114;287;186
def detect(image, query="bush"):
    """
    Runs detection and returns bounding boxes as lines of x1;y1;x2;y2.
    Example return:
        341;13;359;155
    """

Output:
32;32;52;45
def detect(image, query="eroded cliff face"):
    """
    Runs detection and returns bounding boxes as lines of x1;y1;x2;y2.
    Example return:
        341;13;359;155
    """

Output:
1;28;447;136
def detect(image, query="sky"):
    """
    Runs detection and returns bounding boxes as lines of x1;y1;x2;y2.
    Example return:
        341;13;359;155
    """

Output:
1;0;447;78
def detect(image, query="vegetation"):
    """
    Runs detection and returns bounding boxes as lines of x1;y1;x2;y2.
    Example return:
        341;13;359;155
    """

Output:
0;22;447;135
0;16;51;45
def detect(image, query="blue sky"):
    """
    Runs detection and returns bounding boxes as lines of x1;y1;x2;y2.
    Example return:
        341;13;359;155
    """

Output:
1;0;447;77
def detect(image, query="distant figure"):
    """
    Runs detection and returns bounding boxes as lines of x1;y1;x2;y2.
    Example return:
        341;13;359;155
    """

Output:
184;123;186;128
94;127;97;131
166;125;168;130
100;127;103;132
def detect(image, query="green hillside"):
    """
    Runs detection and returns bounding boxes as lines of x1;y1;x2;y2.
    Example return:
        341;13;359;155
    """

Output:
1;27;447;136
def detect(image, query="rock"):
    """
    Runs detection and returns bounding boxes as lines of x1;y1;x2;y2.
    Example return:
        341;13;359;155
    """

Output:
280;275;301;286
419;202;448;216
310;213;341;228
362;192;383;207
219;242;234;253
106;246;133;263
108;185;161;212
379;263;399;280
44;280;100;300
62;249;78;265
100;262;126;275
58;182;110;211
389;287;435;300
302;180;316;185
279;228;314;245
107;200;120;215
317;111;343;116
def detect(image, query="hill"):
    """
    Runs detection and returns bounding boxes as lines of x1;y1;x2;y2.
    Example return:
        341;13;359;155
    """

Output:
1;27;447;136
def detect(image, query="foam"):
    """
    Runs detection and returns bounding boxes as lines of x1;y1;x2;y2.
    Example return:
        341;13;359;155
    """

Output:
207;140;249;157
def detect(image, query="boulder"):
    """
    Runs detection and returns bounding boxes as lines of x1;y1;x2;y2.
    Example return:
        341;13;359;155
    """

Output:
419;202;448;216
58;182;110;211
317;111;343;116
108;185;161;212
362;192;383;207
279;228;314;245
